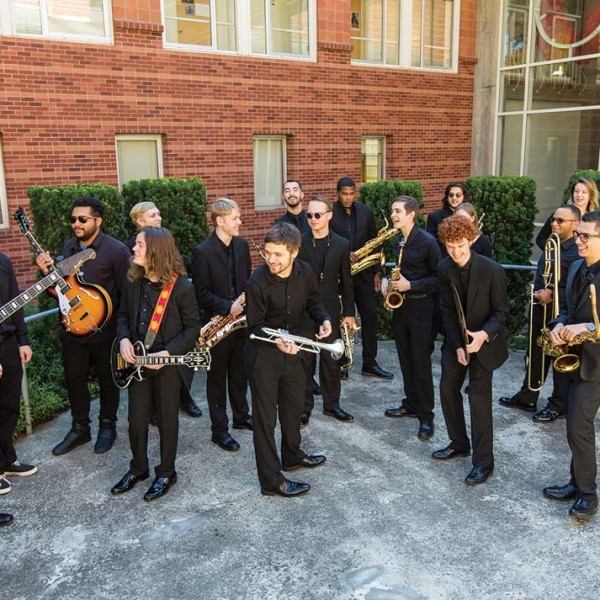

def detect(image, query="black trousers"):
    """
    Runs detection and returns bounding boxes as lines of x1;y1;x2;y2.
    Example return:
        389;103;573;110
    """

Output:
62;335;120;426
0;336;22;473
246;344;306;491
391;297;435;421
206;329;250;434
353;277;378;368
128;367;181;479
440;350;494;470
302;320;342;413
562;370;600;499
513;303;564;412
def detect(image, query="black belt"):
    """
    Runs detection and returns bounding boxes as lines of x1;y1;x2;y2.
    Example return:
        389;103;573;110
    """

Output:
403;293;429;300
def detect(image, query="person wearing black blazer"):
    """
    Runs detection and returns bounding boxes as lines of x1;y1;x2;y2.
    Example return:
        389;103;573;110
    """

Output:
330;177;393;380
274;179;309;234
191;198;253;452
432;215;509;486
298;195;356;426
112;227;201;502
544;211;600;520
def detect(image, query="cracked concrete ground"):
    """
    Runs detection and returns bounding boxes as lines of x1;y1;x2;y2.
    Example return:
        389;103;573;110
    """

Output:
2;340;599;600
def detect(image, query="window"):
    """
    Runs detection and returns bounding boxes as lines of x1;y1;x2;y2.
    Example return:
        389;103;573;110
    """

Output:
361;137;386;183
115;135;164;188
163;0;315;58
351;0;459;70
253;136;286;209
0;138;7;229
6;0;112;43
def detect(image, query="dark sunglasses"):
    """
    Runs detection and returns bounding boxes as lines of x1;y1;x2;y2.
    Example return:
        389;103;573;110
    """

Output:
448;193;463;198
69;215;97;224
551;217;577;225
306;211;330;220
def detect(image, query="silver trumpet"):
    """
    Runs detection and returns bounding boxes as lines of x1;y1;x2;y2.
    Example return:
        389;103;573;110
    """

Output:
249;327;345;359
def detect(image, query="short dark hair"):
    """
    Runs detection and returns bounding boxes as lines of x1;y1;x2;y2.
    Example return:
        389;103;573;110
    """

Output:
581;210;600;232
283;179;303;190
392;195;420;218
337;177;356;192
72;196;104;219
264;222;301;252
557;204;581;221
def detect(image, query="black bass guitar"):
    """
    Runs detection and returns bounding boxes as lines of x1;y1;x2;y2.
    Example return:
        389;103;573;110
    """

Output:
0;249;96;324
14;207;112;337
111;339;212;389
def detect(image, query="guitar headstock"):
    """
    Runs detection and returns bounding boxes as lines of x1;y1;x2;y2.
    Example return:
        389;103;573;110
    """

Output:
13;207;30;234
55;248;97;277
185;350;212;370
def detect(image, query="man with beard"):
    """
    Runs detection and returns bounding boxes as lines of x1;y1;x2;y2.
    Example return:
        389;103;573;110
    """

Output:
36;197;130;456
274;180;309;234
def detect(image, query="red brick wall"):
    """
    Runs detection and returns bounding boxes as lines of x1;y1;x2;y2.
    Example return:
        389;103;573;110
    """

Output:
0;0;477;286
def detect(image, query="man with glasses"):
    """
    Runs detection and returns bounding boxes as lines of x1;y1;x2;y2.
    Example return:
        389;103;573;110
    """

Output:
544;210;600;520
298;195;356;426
499;205;580;422
36;197;130;456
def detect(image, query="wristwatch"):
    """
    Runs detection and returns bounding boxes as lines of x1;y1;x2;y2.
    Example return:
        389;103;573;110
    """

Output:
586;322;596;332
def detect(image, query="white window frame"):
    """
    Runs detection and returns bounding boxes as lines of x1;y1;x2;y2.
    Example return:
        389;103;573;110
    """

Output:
0;138;8;230
5;0;113;44
253;135;287;210
163;0;317;61
115;135;164;189
361;136;386;184
351;0;460;72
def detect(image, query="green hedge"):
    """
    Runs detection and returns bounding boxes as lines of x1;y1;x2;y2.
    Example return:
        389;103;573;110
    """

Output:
121;177;208;263
561;169;600;204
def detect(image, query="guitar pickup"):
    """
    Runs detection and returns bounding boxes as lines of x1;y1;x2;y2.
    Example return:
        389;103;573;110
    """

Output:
69;296;81;308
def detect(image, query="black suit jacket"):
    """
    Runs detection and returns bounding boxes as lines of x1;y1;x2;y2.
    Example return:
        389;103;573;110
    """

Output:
190;232;252;324
274;211;309;234
298;230;354;322
426;206;453;240
439;253;509;371
330;201;378;283
116;276;201;384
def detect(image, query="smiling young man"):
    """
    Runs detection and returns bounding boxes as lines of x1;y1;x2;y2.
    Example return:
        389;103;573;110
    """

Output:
274;180;309;234
432;214;508;486
36;197;131;456
544;211;600;520
245;223;331;497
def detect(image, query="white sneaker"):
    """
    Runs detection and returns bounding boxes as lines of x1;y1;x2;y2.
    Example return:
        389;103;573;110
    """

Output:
0;474;11;495
4;461;38;477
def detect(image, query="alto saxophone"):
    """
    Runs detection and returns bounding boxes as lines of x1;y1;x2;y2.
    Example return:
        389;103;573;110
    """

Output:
384;241;405;311
198;293;247;349
350;215;398;276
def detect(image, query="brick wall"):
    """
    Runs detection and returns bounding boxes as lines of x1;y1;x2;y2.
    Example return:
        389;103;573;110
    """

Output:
0;0;478;286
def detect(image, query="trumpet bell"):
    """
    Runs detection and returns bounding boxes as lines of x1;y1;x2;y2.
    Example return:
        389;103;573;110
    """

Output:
329;338;345;360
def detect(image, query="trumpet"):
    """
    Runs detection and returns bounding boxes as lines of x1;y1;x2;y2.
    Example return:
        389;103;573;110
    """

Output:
350;214;397;276
384;241;405;311
340;319;360;369
249;327;345;359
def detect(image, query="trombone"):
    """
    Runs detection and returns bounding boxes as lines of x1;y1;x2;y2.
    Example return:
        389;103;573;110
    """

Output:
249;327;345;359
528;233;561;391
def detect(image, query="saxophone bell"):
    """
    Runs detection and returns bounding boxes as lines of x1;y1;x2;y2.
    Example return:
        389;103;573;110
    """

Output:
384;241;405;311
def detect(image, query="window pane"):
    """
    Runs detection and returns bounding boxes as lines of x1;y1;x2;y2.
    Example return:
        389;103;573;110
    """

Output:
502;4;529;67
250;0;266;54
116;140;160;186
12;0;42;35
499;68;526;112
215;0;236;51
47;0;106;37
164;0;212;47
270;0;309;55
351;0;383;62
414;0;454;68
497;115;523;175
254;138;284;208
385;0;400;65
361;137;384;183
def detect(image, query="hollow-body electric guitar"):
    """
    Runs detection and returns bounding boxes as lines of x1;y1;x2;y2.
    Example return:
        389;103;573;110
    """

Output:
111;339;212;389
14;208;112;337
0;250;96;325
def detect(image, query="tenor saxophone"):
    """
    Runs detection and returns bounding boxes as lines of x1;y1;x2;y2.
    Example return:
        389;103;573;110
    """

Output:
350;215;397;276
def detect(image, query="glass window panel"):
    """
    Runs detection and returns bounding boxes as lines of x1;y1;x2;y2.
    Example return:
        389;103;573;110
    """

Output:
254;137;285;209
12;0;43;34
116;139;161;187
46;0;106;37
215;0;236;51
503;4;529;67
419;0;453;68
385;0;400;65
497;114;523;176
351;0;383;62
361;137;384;183
270;0;308;55
500;68;526;112
411;0;423;65
250;0;266;54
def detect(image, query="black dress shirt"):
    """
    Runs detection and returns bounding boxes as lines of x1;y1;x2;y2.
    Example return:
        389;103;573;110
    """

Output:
534;236;580;307
274;211;310;234
0;253;29;346
136;278;165;351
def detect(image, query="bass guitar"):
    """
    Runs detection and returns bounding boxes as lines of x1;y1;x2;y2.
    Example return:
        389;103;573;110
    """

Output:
14;207;112;337
0;250;96;325
111;339;212;389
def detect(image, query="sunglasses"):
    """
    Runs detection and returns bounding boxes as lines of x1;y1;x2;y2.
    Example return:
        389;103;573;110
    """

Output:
306;211;330;220
69;215;97;224
448;193;463;199
574;231;600;243
551;217;577;224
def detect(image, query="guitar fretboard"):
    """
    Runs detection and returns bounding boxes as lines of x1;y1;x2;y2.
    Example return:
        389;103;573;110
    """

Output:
0;270;63;322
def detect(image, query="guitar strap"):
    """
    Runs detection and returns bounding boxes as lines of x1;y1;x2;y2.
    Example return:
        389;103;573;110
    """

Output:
143;275;178;350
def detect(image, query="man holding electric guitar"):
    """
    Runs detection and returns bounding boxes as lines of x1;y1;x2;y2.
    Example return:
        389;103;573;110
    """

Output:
35;197;131;456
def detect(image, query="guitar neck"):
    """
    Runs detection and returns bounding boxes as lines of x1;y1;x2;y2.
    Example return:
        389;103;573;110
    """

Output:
23;230;69;287
135;355;191;367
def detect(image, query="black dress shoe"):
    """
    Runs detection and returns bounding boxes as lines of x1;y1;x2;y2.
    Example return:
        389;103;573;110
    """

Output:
284;454;326;471
418;421;434;441
180;398;203;418
94;420;117;454
543;482;576;501
233;416;254;431
0;513;14;527
498;396;537;412
300;411;311;428
312;377;322;396
533;407;564;422
465;466;493;485
340;368;349;381
110;470;150;496
211;433;240;452
569;496;598;520
323;407;354;422
385;404;417;418
143;473;177;502
52;423;91;456
361;365;394;379
261;478;311;497
431;444;471;460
